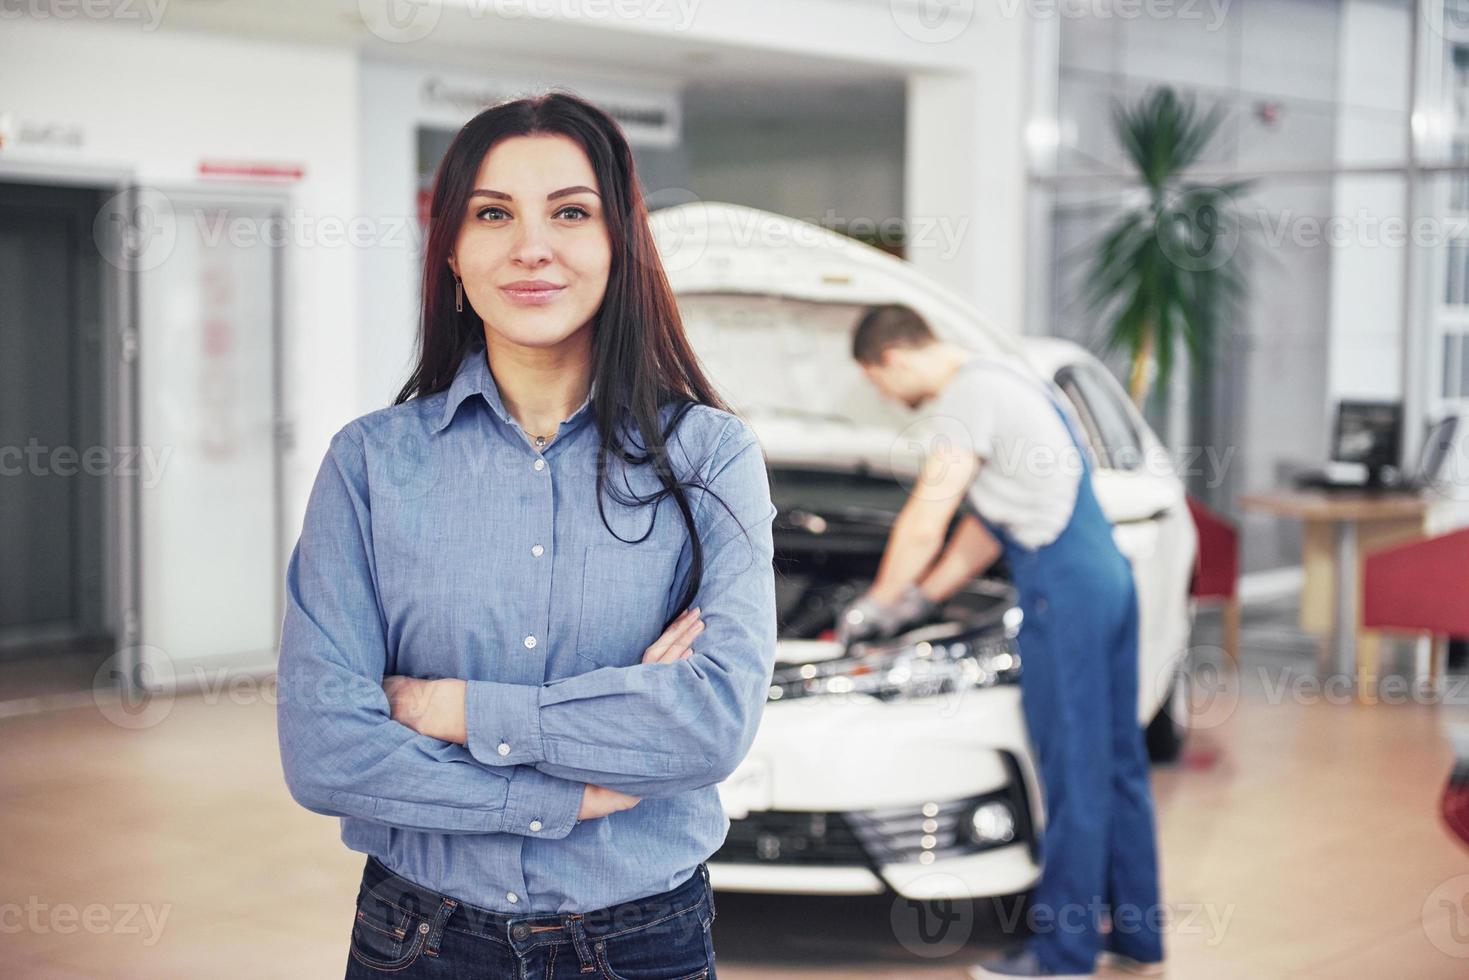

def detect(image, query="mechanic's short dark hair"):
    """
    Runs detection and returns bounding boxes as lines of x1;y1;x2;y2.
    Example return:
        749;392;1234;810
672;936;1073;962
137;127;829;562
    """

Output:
851;304;937;365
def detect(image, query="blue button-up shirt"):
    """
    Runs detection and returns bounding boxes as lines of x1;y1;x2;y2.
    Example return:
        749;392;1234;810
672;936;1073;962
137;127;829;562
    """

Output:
276;336;778;913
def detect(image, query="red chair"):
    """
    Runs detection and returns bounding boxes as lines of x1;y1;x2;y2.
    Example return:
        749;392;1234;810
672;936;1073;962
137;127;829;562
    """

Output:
1361;527;1469;689
1186;495;1242;666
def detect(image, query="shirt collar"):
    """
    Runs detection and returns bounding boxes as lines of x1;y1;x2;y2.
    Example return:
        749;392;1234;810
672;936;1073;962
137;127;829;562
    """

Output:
432;337;598;436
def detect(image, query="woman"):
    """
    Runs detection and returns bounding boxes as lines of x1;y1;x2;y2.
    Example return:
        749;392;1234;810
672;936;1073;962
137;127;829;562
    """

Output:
276;91;778;979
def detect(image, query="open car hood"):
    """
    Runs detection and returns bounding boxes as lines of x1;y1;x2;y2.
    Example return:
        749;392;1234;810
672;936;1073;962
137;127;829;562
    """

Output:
649;203;1025;465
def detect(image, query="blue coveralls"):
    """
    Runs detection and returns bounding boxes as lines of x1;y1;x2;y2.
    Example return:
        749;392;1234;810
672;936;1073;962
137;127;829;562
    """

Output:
960;361;1164;974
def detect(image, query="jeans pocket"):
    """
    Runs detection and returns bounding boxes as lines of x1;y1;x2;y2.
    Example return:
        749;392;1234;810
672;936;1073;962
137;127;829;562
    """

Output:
349;889;429;973
591;900;711;980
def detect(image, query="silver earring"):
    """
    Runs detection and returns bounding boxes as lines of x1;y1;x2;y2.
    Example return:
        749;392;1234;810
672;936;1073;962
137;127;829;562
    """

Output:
454;275;463;313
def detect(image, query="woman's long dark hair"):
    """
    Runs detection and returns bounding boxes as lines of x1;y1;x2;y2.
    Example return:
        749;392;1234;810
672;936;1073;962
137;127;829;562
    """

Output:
393;90;743;628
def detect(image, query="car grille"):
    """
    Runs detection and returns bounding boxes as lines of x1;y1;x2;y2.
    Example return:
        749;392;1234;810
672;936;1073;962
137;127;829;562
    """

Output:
715;810;869;866
714;784;1031;868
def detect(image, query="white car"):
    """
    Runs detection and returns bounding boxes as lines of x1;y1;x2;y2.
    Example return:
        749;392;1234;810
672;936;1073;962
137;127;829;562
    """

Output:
649;203;1198;902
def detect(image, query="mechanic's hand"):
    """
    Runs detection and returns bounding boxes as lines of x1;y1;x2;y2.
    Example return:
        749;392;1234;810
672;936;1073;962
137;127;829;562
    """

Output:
641;606;705;664
836;585;938;646
579;784;642;820
836;594;886;646
889;583;939;632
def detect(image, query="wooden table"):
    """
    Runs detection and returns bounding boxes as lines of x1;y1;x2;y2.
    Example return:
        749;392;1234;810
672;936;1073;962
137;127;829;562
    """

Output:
1239;490;1432;696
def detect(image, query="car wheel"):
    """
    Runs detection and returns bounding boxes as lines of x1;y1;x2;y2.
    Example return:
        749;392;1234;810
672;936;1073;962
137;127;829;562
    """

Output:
1145;667;1188;764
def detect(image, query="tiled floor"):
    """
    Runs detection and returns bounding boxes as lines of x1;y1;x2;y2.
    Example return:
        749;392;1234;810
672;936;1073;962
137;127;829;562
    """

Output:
2;604;1467;978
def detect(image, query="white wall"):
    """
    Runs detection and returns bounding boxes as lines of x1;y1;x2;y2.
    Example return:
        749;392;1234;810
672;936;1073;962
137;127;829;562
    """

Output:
0;17;359;621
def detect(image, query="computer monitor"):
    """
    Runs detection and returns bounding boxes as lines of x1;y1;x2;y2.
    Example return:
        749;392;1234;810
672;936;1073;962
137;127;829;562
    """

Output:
1331;400;1403;482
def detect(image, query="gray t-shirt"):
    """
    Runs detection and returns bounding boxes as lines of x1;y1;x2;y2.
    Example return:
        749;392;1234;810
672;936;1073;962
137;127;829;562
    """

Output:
921;353;1085;549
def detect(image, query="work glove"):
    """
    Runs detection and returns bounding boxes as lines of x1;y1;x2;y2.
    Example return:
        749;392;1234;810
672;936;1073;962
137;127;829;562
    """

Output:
835;584;939;647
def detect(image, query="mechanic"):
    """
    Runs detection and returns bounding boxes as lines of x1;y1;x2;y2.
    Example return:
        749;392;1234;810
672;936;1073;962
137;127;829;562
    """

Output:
837;304;1164;980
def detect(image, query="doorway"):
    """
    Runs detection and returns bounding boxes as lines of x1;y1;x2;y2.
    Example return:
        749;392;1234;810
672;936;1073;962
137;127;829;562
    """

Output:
0;180;118;699
0;176;288;704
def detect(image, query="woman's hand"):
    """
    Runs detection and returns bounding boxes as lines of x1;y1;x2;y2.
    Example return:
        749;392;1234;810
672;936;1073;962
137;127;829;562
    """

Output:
383;675;467;745
578;783;642;820
641;606;704;664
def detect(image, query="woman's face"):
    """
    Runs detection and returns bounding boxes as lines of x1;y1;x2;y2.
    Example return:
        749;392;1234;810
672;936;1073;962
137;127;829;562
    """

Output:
449;134;612;350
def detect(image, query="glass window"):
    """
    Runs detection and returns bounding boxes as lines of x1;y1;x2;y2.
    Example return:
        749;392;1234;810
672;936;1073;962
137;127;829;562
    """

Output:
1054;365;1144;471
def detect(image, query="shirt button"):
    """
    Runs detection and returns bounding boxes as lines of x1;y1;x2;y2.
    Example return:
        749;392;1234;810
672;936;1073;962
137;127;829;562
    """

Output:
529;819;543;832
506;892;519;904
531;544;544;557
533;458;546;471
497;742;510;756
523;635;537;649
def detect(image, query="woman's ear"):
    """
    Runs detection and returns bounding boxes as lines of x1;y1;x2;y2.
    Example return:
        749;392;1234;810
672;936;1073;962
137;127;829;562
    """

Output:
447;254;459;278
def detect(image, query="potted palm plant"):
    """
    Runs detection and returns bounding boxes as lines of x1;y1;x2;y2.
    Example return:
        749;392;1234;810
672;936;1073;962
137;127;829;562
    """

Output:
1082;87;1251;411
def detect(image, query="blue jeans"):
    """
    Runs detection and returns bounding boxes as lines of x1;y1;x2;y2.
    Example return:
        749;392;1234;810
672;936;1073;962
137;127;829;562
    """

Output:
345;855;718;979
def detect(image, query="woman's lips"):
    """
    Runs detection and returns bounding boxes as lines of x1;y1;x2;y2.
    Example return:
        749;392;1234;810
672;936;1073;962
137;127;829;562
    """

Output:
500;285;566;306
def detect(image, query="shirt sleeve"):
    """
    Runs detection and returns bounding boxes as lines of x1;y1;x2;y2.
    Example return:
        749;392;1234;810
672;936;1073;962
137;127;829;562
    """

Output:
927;375;997;463
276;426;584;839
462;418;779;798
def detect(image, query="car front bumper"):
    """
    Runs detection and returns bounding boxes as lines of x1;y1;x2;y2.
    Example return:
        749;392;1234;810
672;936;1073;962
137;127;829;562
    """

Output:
711;683;1044;900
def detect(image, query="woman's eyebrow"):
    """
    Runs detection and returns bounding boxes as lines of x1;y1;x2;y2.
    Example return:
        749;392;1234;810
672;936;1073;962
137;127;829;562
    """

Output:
469;186;601;201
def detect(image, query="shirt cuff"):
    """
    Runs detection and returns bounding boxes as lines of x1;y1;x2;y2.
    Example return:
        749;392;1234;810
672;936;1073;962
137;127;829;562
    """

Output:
465;680;545;767
500;767;583;840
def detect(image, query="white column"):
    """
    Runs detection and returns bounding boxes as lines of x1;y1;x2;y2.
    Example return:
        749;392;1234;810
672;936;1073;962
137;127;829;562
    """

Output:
905;15;1032;335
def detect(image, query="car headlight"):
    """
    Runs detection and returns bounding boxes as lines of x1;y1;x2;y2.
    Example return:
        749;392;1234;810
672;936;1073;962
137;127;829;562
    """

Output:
768;627;1022;703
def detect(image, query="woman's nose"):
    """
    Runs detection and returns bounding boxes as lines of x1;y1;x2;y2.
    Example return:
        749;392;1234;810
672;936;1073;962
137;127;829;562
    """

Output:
510;222;554;266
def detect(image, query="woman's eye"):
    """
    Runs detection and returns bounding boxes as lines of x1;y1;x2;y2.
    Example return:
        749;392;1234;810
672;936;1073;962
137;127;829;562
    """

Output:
476;206;509;221
556;205;591;220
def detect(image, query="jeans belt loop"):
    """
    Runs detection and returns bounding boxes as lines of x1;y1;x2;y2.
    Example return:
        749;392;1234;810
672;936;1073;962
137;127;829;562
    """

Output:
422;897;457;957
565;913;599;973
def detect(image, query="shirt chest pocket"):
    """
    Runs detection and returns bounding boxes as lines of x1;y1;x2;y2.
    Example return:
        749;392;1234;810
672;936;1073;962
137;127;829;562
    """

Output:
574;541;684;669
